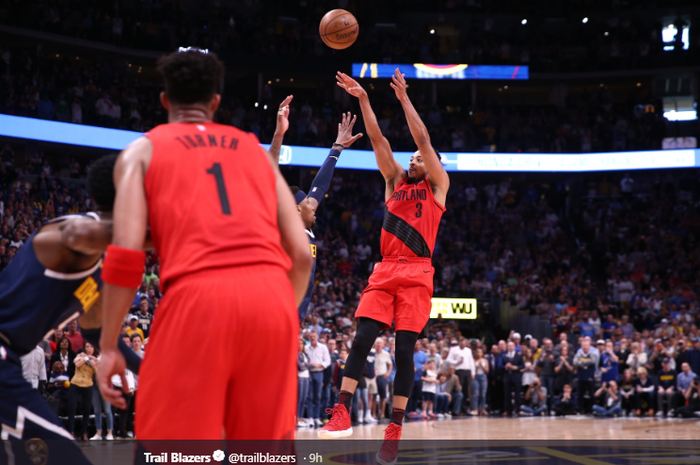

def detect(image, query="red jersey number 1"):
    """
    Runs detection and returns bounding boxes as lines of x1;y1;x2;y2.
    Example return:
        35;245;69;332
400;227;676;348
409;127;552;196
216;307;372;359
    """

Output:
206;163;231;215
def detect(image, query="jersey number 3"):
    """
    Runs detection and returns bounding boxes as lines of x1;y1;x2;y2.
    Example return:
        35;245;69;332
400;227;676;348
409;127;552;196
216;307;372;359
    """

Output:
206;163;231;215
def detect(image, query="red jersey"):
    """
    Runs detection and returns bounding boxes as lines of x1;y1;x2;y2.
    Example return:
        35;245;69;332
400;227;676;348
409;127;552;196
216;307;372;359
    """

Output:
380;178;445;258
144;122;290;290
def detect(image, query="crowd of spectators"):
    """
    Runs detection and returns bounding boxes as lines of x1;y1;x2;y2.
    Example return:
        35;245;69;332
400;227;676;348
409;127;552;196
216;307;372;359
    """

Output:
2;0;698;72
293;168;700;425
3;141;700;431
0;42;672;155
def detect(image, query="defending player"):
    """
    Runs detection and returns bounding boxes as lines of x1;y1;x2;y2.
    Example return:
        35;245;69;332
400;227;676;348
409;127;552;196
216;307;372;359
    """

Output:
0;155;140;465
268;98;363;322
321;69;449;465
96;49;312;441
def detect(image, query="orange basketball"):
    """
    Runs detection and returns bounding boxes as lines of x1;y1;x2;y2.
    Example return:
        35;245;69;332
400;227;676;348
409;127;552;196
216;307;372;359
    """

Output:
319;9;359;50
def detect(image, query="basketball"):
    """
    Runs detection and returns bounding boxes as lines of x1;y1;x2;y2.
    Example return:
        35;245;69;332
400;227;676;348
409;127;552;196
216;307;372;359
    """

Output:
319;9;359;50
63;381;70;388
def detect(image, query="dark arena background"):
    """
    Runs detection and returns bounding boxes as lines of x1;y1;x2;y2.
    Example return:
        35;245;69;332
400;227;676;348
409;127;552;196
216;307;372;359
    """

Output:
1;0;700;464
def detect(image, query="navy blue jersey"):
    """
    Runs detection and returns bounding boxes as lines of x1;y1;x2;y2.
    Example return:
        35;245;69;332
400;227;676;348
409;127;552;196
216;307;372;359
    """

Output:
0;214;102;356
305;229;317;300
297;229;317;322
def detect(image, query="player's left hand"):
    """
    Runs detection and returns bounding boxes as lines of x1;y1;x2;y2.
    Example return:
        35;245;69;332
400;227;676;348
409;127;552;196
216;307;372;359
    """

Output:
97;348;129;409
334;111;363;148
389;68;408;100
275;95;293;135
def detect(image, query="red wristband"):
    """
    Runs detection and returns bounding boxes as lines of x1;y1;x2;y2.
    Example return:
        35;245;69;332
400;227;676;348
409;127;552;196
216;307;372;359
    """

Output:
102;245;146;288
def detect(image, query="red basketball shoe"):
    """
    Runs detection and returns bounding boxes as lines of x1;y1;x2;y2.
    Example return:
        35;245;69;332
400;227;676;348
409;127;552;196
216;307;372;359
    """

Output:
376;423;402;465
317;404;353;439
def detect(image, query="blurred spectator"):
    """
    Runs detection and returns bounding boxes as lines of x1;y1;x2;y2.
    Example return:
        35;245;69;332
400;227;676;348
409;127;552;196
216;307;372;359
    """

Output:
676;376;700;418
471;348;489;416
600;341;620;384
297;338;312;428
63;319;84;351
125;316;145;341
111;366;135;439
20;344;47;391
619;369;636;415
420;359;439;420
305;330;330;428
46;360;70;416
656;358;676;417
552;384;577;416
520;377;548;416
50;337;76;379
634;367;656;416
91;351;114;440
626;342;647;374
373;338;392;421
574;339;598;414
501;341;524;417
68;341;98;440
592;381;621;417
447;338;474;414
536;338;556;410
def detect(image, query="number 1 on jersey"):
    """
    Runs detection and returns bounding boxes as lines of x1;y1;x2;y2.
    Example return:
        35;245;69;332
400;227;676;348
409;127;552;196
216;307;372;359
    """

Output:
206;163;231;215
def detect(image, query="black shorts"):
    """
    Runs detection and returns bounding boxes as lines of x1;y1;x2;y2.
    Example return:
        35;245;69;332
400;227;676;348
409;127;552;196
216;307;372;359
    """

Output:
422;391;436;403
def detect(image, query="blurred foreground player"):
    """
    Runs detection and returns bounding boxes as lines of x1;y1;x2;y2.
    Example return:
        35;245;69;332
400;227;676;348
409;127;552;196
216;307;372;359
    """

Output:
268;98;363;322
97;49;312;441
321;70;449;465
0;155;140;465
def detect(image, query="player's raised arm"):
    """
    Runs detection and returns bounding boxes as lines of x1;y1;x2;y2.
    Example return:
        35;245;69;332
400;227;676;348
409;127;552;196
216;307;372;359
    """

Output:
390;68;450;205
305;111;363;210
268;95;293;168
336;72;406;194
98;136;152;409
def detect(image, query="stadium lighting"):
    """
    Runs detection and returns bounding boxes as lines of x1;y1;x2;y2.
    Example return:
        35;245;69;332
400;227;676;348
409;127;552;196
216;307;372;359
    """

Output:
264;105;268;110
582;17;589;24
521;19;527;25
430;29;435;34
664;110;697;122
254;102;259;108
604;31;609;36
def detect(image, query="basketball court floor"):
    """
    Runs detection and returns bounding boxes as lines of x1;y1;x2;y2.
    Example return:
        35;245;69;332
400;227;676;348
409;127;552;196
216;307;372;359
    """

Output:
79;417;699;465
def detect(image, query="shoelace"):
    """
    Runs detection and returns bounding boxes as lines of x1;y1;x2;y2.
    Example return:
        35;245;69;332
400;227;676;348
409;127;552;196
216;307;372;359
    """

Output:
384;425;401;442
380;426;400;459
324;406;346;428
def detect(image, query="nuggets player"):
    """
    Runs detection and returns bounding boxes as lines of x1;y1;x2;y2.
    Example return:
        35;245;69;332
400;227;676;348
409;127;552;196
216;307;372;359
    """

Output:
0;155;140;465
269;99;363;322
97;49;312;441
321;70;449;465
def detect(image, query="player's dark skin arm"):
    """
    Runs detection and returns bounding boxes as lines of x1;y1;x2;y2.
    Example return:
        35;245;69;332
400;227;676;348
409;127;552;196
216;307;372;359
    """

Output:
98;136;153;409
268;95;293;168
32;221;107;274
336;72;405;202
390;68;450;207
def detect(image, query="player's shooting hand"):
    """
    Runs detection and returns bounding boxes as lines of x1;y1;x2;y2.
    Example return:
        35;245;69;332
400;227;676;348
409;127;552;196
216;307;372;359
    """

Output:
275;95;293;135
389;68;408;101
97;349;129;410
334;112;363;148
336;72;366;98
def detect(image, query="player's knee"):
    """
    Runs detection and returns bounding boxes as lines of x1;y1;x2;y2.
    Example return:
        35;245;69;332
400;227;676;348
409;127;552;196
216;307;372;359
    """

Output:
393;331;419;397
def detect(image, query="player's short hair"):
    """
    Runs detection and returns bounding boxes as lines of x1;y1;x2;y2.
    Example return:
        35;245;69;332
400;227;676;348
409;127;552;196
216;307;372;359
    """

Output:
157;50;225;105
290;186;300;195
87;154;118;212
